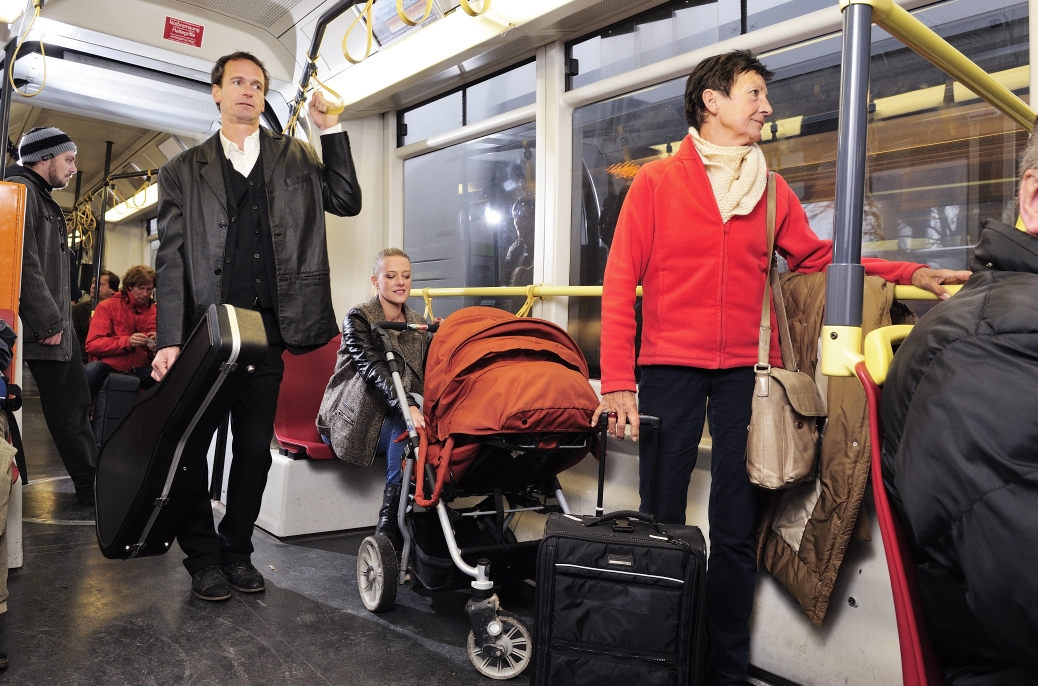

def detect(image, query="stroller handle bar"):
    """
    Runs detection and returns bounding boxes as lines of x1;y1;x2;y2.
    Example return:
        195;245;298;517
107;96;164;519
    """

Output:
372;321;440;333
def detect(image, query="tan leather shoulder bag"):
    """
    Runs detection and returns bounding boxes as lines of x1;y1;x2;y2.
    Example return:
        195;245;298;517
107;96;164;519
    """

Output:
746;173;827;489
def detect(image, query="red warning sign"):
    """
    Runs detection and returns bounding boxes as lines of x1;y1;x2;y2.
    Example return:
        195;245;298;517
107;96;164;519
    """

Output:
163;16;204;48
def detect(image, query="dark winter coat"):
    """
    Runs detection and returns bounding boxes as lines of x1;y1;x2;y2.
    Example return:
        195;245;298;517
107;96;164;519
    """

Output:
882;219;1038;681
317;298;428;466
6;165;75;362
155;128;361;350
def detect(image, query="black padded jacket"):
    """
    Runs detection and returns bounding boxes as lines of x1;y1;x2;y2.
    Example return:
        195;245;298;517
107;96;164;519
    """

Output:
881;219;1038;682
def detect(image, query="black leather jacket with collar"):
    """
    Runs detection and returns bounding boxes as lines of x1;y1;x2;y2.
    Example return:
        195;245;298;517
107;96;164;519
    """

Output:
155;127;361;349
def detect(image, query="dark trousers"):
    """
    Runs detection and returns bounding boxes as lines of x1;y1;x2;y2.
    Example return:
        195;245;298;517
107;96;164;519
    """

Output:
27;356;97;494
638;365;759;686
176;342;285;575
84;361;155;401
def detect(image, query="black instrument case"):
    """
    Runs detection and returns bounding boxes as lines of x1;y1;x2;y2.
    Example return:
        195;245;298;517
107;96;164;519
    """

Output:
95;304;267;560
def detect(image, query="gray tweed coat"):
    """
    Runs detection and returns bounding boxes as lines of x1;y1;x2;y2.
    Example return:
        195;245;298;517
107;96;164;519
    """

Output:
317;298;427;466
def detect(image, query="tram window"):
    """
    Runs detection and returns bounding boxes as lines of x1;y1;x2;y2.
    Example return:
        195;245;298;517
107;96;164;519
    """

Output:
570;0;1029;377
745;0;833;33
566;0;739;91
466;61;536;124
399;60;537;146
400;91;464;146
403;122;536;319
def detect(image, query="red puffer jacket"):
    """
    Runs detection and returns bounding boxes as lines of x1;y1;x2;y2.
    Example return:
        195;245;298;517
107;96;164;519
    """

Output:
85;291;157;372
600;136;925;394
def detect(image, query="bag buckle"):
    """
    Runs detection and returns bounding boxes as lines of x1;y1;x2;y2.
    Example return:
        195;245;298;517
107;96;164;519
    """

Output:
612;518;634;533
754;364;771;373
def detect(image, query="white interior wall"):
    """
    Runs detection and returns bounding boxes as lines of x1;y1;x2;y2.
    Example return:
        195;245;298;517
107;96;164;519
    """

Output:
101;220;150;282
326;114;387;324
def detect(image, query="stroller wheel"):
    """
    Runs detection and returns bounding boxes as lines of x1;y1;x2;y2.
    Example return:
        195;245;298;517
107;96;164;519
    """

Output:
357;535;398;612
466;610;532;680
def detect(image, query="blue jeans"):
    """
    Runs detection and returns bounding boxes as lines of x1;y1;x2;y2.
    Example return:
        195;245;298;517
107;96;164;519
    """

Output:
638;365;759;686
377;413;408;486
321;412;407;486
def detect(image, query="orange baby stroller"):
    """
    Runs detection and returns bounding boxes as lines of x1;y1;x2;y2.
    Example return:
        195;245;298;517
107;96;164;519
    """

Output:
355;306;600;680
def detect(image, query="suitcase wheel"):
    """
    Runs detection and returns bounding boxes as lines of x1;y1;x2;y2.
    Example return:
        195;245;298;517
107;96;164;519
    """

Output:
357;534;398;612
466;610;532;680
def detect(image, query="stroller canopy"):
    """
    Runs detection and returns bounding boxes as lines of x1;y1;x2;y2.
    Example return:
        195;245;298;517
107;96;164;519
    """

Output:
416;307;600;506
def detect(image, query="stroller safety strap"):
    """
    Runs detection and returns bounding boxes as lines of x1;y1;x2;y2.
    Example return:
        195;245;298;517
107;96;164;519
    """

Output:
415;429;453;507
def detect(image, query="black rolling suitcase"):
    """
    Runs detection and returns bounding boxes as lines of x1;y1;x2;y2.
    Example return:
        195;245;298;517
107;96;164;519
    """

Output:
531;416;708;686
92;372;140;451
94;304;267;560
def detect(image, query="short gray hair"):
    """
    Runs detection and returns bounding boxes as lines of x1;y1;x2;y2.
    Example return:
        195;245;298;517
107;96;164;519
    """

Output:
1020;115;1038;176
373;248;410;276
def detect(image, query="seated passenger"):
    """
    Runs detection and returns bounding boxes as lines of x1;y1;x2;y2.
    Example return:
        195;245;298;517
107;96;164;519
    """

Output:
318;248;428;551
881;128;1038;684
71;270;118;365
84;265;157;400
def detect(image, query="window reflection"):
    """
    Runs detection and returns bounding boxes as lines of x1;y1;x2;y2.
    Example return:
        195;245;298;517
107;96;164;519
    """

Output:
399;60;536;146
404;122;536;319
567;0;739;91
571;0;1028;377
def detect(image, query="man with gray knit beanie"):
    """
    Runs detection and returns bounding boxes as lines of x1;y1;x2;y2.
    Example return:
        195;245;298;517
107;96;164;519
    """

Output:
5;126;97;505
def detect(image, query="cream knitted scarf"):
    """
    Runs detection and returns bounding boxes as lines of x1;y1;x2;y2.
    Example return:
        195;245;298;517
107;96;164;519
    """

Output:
689;127;768;223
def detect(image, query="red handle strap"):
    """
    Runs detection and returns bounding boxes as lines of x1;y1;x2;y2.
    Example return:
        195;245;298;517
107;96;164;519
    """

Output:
413;429;453;508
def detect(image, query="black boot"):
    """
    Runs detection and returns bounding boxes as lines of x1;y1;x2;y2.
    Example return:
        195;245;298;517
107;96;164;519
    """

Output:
0;611;8;669
375;483;403;552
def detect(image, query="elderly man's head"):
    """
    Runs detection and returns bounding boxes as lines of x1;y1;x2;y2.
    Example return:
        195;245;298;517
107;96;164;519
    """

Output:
1018;119;1038;236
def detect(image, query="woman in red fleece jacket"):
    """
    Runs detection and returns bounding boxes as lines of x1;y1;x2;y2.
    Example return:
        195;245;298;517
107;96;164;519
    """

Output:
84;265;158;401
594;51;969;685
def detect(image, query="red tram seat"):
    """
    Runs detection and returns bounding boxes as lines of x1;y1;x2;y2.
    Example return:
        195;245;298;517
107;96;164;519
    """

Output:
855;358;944;686
273;334;340;460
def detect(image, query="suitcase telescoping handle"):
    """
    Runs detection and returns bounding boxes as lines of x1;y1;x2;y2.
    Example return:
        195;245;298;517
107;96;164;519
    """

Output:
596;412;661;516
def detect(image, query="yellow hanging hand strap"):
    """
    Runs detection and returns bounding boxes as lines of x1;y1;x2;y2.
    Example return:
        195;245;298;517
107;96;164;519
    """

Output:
396;0;434;26
310;65;345;115
8;0;46;98
515;285;540;318
343;0;375;65
422;288;435;320
459;0;492;17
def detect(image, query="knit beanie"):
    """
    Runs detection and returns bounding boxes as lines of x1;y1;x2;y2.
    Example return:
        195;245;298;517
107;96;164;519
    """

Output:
18;127;77;165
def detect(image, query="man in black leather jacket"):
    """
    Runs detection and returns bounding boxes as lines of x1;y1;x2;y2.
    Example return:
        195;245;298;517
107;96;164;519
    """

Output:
881;127;1038;684
152;52;361;601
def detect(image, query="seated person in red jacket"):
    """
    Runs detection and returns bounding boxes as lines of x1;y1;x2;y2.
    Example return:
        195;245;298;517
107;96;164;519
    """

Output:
84;265;157;400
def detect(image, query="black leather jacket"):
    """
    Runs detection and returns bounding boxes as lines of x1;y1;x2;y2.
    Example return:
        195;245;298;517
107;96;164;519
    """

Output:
155;127;361;349
343;307;426;410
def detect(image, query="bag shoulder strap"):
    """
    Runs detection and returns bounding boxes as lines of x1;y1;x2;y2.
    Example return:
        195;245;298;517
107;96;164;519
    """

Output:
758;173;800;371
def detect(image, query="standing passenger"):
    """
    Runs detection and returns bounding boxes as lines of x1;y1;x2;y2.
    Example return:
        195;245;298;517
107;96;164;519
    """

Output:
6;127;97;505
152;51;362;601
594;50;970;684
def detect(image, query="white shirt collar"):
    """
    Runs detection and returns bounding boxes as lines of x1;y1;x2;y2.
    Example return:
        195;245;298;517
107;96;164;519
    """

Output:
219;127;260;158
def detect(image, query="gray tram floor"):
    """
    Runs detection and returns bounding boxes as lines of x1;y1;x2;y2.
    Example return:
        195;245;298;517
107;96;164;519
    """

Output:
4;373;533;685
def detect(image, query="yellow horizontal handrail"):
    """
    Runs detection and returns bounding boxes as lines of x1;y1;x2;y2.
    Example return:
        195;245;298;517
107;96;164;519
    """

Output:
842;0;1035;131
409;284;948;300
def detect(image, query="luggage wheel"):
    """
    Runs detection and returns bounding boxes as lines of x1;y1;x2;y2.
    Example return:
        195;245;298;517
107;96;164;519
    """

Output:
465;594;532;679
357;534;398;612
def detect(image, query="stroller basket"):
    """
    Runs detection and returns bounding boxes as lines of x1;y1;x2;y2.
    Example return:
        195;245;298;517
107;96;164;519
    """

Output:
449;432;590;498
407;511;539;592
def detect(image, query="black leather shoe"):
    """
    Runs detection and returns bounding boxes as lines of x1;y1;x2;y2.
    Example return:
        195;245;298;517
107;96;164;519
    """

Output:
222;561;265;593
374;483;403;552
191;565;231;601
0;611;8;669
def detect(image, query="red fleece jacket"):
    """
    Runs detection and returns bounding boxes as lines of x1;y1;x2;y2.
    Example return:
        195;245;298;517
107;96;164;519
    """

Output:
85;291;157;372
600;136;925;394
